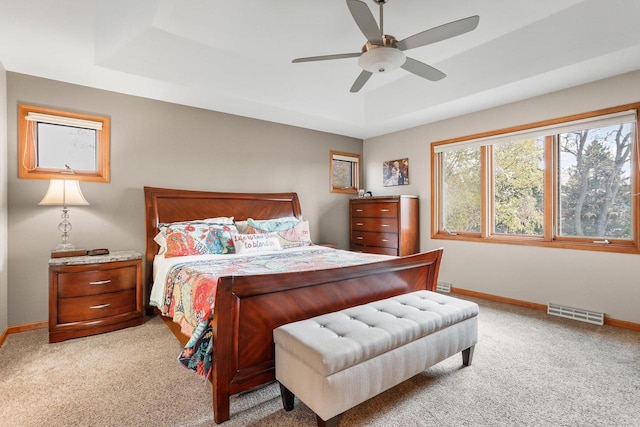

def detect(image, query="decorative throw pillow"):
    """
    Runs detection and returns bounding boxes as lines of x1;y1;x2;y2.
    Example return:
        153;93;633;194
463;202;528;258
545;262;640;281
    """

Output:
246;217;311;249
159;221;237;257
155;217;234;255
233;233;282;254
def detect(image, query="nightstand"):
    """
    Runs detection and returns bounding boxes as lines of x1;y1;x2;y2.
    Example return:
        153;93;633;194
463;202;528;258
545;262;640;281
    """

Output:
48;250;143;343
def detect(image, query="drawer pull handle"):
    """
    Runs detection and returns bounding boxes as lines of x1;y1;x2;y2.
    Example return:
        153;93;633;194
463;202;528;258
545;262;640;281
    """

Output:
89;280;111;286
356;209;364;212
90;303;111;309
356;222;364;226
356;236;364;240
381;239;389;242
379;209;390;212
381;224;389;227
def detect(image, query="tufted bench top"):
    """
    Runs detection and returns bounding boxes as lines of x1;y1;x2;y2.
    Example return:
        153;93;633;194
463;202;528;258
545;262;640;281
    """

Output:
273;290;479;377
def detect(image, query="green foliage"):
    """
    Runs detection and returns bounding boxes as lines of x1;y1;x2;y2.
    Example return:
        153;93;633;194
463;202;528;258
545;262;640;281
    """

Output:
442;148;481;232
494;139;544;235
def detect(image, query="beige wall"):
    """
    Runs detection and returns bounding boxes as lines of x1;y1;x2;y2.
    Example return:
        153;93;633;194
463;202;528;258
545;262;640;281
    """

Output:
6;72;361;326
0;64;7;334
364;70;640;324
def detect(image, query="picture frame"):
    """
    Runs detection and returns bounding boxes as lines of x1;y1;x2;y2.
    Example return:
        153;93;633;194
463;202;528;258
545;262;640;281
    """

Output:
383;158;409;186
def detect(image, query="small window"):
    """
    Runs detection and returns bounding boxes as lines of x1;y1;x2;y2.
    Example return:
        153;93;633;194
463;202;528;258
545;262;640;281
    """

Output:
18;104;110;182
330;150;361;194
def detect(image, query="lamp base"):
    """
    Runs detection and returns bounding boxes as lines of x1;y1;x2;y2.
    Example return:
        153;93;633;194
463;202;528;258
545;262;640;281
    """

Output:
56;242;75;251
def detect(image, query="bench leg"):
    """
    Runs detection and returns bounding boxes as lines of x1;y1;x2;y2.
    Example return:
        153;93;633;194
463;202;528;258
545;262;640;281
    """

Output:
462;345;475;366
279;382;295;411
317;414;340;427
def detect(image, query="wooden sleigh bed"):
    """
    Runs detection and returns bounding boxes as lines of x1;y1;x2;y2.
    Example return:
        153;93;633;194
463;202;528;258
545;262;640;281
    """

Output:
143;186;443;424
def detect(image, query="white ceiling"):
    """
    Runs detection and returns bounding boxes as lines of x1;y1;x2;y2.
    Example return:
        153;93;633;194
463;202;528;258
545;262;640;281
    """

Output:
1;0;640;139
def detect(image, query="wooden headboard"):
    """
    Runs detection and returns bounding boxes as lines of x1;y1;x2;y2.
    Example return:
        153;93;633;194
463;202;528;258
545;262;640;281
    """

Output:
143;186;302;303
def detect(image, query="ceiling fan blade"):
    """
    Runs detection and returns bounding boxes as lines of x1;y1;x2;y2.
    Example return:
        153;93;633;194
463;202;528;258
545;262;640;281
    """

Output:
397;15;480;51
401;57;446;81
346;0;383;45
292;52;361;63
350;70;373;93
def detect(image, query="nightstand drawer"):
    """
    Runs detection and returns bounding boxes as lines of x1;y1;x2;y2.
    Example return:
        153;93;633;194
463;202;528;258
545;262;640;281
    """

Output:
57;289;137;323
351;231;398;248
352;217;398;232
57;265;137;298
351;202;398;218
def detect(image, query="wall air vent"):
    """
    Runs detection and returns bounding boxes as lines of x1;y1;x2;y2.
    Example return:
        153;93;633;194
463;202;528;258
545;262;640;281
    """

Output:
436;282;451;293
547;303;604;325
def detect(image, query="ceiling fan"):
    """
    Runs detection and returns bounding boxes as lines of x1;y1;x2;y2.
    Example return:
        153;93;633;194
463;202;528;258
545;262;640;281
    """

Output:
292;0;479;93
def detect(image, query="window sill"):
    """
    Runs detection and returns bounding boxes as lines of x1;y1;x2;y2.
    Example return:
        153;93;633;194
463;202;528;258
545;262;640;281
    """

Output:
432;233;640;255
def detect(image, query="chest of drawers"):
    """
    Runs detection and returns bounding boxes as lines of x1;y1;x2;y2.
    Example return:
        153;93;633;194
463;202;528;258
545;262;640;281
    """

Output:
48;251;143;343
349;196;419;256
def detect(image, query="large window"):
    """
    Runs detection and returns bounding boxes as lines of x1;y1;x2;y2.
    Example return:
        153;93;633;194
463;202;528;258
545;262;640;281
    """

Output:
431;104;639;253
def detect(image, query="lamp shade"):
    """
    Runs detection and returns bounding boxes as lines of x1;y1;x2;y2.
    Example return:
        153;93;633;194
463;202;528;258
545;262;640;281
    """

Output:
358;47;406;74
38;179;89;206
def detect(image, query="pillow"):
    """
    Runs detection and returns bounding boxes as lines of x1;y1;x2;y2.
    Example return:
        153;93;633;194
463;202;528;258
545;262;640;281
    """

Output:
159;221;237;257
204;216;234;224
234;220;249;234
235;216;298;235
233;233;282;254
155;217;234;255
246;217;312;249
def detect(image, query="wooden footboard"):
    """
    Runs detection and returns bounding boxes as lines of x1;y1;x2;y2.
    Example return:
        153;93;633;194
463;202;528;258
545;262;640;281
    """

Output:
211;248;443;423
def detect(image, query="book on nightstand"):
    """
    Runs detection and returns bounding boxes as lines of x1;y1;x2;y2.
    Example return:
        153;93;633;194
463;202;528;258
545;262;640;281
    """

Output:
50;249;88;258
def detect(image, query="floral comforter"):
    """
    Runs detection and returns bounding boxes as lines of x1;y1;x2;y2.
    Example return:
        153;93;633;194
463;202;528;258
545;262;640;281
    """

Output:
155;246;391;377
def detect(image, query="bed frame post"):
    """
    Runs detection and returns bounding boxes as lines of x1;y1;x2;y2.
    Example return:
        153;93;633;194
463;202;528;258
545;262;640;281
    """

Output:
211;280;238;424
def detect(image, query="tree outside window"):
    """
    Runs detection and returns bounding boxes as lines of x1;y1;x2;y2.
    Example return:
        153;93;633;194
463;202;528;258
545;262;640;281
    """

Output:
431;104;639;253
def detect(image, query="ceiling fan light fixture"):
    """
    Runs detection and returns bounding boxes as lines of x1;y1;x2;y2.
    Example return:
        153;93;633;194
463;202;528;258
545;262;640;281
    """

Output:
358;47;406;74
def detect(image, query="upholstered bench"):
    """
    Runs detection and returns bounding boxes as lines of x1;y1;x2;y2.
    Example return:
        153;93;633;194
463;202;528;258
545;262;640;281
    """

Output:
274;290;479;427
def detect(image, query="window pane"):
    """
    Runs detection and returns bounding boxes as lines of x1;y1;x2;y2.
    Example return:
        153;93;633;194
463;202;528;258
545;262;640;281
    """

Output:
332;159;354;189
442;147;481;232
559;122;635;239
37;123;97;170
493;138;545;236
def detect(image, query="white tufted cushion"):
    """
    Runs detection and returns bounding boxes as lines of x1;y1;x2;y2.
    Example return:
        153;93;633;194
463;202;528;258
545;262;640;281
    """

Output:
273;290;479;377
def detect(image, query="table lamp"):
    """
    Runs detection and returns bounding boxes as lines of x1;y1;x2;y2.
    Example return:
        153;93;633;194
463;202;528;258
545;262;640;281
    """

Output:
38;179;89;251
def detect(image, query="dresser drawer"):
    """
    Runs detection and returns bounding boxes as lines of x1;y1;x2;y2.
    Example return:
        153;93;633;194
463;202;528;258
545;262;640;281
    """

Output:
349;244;398;256
351;202;398;218
57;265;137;298
351;231;398;248
352;217;398;232
57;289;137;324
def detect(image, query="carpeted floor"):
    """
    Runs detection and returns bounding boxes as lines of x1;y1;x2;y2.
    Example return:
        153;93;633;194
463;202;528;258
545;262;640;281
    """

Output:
0;296;638;426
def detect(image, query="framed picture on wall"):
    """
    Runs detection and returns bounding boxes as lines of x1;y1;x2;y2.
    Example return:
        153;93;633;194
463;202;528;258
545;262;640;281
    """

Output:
383;158;409;186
